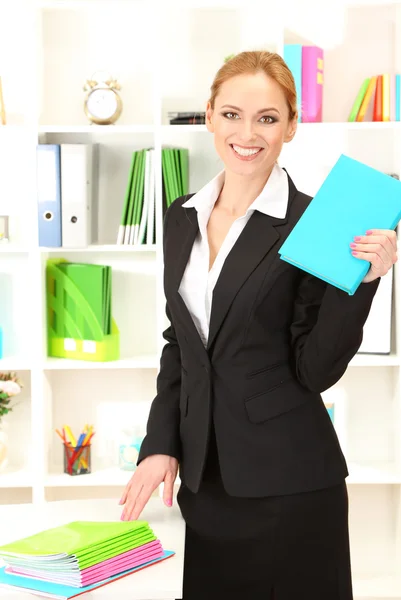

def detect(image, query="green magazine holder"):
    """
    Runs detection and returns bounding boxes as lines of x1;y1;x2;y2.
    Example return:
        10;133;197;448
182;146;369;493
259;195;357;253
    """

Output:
46;259;120;362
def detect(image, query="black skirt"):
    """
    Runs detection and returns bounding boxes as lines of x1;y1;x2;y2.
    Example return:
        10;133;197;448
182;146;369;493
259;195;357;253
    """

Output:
176;422;353;600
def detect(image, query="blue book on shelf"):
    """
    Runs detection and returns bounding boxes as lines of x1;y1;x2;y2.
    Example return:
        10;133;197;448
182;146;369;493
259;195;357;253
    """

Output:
283;44;302;123
279;154;401;295
0;550;174;600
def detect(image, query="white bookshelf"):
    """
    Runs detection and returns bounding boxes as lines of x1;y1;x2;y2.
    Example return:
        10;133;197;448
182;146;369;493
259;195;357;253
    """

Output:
0;0;401;596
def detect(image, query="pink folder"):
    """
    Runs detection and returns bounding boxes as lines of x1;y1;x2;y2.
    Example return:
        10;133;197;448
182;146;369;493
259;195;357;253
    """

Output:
7;541;164;588
301;46;324;122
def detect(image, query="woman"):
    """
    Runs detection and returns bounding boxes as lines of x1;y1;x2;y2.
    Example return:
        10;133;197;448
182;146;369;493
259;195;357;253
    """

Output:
120;51;397;599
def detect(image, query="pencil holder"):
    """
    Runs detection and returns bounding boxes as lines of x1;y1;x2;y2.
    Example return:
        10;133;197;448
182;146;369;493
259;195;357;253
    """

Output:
63;443;91;476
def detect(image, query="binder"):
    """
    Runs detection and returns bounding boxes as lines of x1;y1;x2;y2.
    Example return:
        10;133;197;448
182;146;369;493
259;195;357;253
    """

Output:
60;144;97;248
279;154;401;295
37;144;62;247
358;267;393;353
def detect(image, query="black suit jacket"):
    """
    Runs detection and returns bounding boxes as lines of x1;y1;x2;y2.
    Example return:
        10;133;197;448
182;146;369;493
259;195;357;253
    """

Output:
138;171;380;497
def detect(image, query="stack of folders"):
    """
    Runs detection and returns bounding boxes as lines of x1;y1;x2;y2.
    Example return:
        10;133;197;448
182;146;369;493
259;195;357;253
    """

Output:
0;521;174;599
37;144;98;249
162;148;189;211
117;148;156;245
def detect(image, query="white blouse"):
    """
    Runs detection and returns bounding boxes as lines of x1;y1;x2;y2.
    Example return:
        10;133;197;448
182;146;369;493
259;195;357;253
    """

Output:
178;163;290;348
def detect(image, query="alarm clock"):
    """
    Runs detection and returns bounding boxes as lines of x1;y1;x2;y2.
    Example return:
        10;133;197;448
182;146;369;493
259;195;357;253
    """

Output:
83;71;122;125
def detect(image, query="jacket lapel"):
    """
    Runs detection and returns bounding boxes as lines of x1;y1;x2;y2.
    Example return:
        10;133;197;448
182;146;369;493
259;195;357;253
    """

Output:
207;212;281;351
170;203;210;358
207;171;297;351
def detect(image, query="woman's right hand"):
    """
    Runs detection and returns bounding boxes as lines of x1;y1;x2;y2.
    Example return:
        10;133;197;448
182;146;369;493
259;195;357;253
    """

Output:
119;454;179;521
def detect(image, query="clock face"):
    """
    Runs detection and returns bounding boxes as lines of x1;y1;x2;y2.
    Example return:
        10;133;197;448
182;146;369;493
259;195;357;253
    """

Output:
86;88;118;120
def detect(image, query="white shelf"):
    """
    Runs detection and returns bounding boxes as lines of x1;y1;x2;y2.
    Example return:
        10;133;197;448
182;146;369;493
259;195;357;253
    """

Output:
0;467;32;488
297;121;401;131
43;355;159;370
353;574;401;599
39;0;146;9
38;125;154;134
0;357;32;371
160;122;401;134
39;244;158;253
351;354;400;367
161;124;208;133
45;466;132;487
0;244;30;253
347;462;401;484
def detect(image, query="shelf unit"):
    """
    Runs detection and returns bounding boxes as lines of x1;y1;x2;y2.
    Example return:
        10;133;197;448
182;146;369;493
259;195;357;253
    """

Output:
1;0;401;596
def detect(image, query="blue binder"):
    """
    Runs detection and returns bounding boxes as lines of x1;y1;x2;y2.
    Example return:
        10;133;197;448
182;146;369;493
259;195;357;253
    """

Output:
283;44;302;123
279;154;401;295
37;144;62;247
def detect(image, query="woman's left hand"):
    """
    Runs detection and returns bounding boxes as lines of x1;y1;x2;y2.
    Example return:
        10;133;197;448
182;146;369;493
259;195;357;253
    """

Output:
350;229;398;283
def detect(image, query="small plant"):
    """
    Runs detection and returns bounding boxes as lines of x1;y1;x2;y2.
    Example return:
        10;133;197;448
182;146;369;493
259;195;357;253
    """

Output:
0;372;23;422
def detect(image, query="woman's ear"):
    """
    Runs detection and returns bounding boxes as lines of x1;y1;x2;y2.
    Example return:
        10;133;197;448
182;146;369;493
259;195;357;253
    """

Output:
285;115;298;142
206;101;214;132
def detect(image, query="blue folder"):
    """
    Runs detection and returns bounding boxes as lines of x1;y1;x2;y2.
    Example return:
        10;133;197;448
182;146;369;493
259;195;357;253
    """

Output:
0;550;174;599
279;154;401;295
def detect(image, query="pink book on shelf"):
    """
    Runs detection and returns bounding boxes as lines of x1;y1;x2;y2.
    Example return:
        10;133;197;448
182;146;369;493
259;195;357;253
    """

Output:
301;46;324;122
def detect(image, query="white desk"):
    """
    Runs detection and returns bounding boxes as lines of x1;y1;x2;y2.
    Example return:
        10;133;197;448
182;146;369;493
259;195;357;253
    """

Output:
0;497;185;600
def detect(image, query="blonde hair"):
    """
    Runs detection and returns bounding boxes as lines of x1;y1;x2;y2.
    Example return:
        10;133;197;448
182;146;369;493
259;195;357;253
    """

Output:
208;50;297;121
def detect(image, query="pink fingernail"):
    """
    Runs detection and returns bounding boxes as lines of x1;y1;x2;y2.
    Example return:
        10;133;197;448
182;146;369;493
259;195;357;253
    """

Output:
352;251;358;256
350;243;357;248
354;236;361;241
366;230;372;235
121;511;126;520
165;499;172;507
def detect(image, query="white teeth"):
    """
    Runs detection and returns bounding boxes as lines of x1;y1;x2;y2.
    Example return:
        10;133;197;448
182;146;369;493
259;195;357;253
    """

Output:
232;145;261;157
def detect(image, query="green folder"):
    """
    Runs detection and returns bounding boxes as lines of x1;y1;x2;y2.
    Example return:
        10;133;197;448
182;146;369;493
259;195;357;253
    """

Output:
178;149;189;196
161;150;171;206
77;533;156;570
117;151;136;243
125;151;140;243
132;149;146;243
57;264;111;340
0;521;150;558
348;77;370;122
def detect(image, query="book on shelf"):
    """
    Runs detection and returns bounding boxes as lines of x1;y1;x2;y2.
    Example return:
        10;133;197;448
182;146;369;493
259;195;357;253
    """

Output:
168;111;205;125
36;144;98;249
348;74;401;122
284;44;324;123
116;148;155;246
162;148;189;216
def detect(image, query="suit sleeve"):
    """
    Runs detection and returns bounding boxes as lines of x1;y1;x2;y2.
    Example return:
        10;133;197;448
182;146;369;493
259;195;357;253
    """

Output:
290;274;380;393
137;204;182;464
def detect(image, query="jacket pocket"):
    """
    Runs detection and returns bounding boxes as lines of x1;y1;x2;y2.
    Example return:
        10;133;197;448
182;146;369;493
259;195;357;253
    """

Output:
244;378;310;423
246;360;288;379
